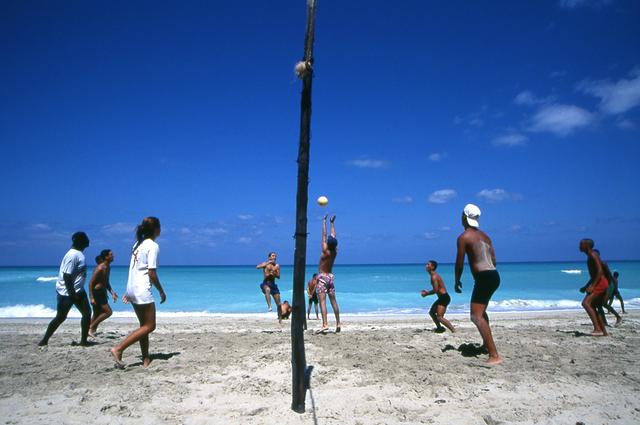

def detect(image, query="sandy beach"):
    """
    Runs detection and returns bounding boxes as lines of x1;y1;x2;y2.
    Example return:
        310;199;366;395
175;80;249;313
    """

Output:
1;311;639;424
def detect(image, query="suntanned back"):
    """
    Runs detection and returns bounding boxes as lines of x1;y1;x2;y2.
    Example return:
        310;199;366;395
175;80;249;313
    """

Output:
460;229;496;276
319;249;336;274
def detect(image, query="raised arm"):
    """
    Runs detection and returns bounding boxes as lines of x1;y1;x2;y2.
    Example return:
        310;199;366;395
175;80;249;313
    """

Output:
454;236;465;293
321;215;328;251
330;215;336;238
256;261;268;269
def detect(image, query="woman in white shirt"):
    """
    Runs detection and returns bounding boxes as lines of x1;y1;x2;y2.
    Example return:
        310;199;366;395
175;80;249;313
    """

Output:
111;217;167;368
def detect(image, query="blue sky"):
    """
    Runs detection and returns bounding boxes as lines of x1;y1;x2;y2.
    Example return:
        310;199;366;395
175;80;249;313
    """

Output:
1;0;639;266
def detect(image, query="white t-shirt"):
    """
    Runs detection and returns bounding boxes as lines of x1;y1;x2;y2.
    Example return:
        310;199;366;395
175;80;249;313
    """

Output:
126;239;159;304
56;249;87;296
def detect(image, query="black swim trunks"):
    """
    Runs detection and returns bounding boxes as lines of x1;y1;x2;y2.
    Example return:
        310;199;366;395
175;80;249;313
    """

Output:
309;292;319;304
93;288;108;306
471;270;500;305
429;292;451;315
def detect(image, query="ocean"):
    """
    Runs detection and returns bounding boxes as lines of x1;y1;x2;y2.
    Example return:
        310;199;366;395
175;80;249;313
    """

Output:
0;262;638;318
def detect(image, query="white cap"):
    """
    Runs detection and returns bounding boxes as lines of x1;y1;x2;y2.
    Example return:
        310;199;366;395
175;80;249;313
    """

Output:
463;204;481;228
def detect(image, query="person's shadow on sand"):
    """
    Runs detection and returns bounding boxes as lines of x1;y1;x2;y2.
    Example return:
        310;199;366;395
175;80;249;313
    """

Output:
555;330;591;337
442;343;489;357
127;352;181;367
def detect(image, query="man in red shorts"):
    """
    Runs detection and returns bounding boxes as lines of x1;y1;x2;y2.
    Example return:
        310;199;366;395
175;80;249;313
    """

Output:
579;239;608;336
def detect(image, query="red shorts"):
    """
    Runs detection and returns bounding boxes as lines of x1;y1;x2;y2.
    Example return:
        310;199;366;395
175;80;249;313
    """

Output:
591;277;609;297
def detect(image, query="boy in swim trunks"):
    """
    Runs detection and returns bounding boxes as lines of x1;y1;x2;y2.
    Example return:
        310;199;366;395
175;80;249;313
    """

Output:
608;271;626;314
307;273;319;320
579;239;608;336
455;204;502;364
316;215;341;333
421;260;455;333
256;252;282;320
88;249;118;337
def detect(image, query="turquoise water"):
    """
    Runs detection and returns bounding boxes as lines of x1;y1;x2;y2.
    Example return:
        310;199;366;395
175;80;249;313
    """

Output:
0;262;638;317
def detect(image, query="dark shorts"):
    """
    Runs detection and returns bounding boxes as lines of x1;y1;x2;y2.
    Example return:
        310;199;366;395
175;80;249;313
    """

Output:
309;292;318;304
429;293;451;315
93;288;109;306
471;270;500;305
56;290;90;318
260;281;280;296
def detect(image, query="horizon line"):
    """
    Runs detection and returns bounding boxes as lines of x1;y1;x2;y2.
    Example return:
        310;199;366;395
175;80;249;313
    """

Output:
1;259;639;268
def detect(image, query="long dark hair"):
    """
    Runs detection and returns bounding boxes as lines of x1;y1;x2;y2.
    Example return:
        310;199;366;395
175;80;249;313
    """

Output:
133;217;161;252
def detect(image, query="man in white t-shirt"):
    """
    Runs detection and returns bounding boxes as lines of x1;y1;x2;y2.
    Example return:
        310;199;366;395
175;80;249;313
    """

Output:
39;232;92;346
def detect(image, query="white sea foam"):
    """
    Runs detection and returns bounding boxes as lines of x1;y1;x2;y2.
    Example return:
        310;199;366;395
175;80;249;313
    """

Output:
0;299;638;318
36;276;57;282
560;269;582;274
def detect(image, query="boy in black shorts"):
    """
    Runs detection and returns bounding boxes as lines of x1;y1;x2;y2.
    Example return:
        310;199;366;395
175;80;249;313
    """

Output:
421;260;455;333
307;274;319;320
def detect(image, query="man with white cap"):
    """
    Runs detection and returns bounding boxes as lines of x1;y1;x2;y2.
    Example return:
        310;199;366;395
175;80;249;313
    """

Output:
454;204;502;365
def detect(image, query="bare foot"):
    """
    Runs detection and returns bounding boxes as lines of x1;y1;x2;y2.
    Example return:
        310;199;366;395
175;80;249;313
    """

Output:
615;318;623;327
315;327;329;335
330;215;336;223
268;307;272;312
88;329;96;338
110;348;125;369
336;325;341;333
590;331;606;337
143;357;152;368
486;356;503;365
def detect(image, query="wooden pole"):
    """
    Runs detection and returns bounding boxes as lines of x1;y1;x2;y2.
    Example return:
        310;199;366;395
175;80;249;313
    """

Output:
291;0;316;414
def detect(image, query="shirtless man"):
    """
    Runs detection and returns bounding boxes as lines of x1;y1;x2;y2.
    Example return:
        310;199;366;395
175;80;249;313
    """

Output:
578;239;608;336
256;252;282;319
421;260;455;333
88;249;118;336
316;215;340;333
307;273;319;320
608;271;626;314
455;204;502;364
588;250;622;326
280;301;292;320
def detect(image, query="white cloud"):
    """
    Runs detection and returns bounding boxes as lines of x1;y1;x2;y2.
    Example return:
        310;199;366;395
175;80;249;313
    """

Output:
346;159;390;169
577;70;640;115
237;214;254;220
528;104;594;136
202;227;227;236
428;189;457;204
477;188;523;203
237;236;252;244
31;223;51;230
101;222;135;235
559;0;612;8
514;90;556;106
392;196;413;204
440;226;451;231
508;224;523;232
616;118;635;130
550;70;567;79
492;133;528;147
424;232;439;240
428;153;446;161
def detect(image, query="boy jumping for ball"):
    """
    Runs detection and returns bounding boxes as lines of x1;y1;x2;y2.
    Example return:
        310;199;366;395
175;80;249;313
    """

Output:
421;260;455;333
